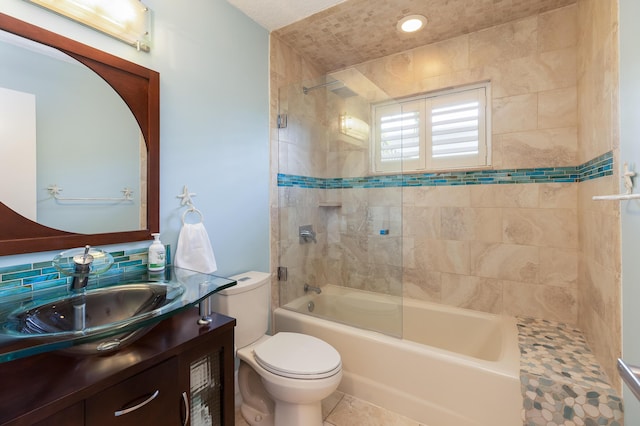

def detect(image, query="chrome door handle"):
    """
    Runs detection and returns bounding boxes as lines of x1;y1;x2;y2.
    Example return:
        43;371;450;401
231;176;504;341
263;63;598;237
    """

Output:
618;358;640;401
114;390;160;417
182;391;190;426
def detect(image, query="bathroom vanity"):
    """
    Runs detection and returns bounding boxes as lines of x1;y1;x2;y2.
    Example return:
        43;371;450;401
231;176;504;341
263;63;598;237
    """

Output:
0;307;235;426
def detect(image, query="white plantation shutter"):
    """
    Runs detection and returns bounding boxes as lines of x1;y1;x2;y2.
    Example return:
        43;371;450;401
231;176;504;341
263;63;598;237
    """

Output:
380;111;420;161
428;87;487;168
374;100;425;172
372;83;490;173
431;99;479;158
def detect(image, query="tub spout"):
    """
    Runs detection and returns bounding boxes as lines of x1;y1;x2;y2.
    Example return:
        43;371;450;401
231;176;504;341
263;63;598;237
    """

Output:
304;283;321;294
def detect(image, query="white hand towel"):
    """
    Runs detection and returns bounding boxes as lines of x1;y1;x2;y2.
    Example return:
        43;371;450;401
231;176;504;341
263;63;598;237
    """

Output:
175;222;217;273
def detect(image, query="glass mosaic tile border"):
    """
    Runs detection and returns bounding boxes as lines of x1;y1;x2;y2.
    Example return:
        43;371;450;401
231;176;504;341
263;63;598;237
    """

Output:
278;151;614;189
0;245;171;298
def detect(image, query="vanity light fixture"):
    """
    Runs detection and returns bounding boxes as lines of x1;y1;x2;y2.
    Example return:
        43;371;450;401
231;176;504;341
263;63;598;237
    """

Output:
397;14;427;33
24;0;152;51
339;114;370;141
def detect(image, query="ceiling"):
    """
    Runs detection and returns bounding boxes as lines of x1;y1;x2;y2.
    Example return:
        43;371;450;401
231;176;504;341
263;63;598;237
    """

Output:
228;0;576;73
226;0;346;32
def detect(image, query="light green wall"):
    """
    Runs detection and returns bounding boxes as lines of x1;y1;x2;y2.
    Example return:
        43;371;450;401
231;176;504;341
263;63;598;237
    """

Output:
0;0;270;276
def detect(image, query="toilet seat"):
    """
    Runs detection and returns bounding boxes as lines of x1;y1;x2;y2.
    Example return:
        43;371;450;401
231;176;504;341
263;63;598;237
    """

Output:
253;332;341;380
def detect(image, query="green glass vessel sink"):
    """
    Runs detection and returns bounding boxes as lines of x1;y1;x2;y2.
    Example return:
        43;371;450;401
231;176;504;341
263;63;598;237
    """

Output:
0;266;236;362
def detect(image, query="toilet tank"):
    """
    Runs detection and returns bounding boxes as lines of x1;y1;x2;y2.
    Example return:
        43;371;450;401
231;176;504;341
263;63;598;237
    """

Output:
211;271;271;349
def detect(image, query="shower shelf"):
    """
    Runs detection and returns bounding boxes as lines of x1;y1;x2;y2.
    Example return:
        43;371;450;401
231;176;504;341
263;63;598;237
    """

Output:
318;201;342;207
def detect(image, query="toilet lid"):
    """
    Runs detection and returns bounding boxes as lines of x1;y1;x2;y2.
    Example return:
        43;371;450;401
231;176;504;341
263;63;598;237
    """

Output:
254;332;341;379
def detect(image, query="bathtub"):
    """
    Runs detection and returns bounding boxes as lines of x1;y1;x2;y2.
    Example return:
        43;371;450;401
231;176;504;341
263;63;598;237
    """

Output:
274;285;522;426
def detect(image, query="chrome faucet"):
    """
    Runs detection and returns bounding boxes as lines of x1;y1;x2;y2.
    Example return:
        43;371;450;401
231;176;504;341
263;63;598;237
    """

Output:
71;245;94;292
304;283;321;294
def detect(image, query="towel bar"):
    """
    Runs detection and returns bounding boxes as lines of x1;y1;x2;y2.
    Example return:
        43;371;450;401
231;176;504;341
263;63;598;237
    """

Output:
47;184;133;202
592;193;640;201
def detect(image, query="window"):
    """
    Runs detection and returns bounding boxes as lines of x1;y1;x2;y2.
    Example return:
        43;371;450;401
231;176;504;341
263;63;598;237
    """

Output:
372;82;491;173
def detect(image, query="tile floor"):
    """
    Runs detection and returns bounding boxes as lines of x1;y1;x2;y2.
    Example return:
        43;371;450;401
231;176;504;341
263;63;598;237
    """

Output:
234;390;426;425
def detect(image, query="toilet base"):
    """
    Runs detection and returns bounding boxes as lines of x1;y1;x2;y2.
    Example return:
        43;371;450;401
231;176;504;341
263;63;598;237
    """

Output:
239;361;275;425
240;399;323;426
241;402;274;426
274;400;323;426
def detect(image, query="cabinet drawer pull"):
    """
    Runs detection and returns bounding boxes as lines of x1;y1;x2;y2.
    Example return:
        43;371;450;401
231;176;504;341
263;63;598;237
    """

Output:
114;390;160;417
182;391;190;426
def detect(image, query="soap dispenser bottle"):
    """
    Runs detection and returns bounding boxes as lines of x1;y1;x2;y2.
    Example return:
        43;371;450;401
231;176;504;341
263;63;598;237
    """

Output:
148;233;166;271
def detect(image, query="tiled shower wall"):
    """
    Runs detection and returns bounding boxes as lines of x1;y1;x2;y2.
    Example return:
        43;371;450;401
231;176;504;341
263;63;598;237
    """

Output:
576;0;621;389
270;1;621;387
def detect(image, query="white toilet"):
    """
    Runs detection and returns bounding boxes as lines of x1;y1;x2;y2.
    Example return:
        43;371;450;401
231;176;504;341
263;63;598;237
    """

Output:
211;271;342;426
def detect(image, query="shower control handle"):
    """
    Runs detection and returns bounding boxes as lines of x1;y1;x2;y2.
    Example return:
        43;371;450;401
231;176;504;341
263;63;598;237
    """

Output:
299;225;317;243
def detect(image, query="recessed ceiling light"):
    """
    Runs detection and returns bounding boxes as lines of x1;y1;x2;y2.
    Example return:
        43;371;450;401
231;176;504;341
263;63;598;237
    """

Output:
397;15;427;33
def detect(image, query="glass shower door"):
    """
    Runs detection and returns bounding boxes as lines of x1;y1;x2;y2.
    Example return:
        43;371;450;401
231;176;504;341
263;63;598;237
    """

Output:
276;71;403;338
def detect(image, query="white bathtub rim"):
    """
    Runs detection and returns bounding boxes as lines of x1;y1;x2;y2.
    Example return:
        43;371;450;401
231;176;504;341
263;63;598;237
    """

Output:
288;284;514;325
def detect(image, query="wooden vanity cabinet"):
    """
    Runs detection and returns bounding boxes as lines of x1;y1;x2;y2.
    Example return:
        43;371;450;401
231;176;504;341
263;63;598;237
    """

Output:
85;357;180;426
0;308;235;426
32;403;84;426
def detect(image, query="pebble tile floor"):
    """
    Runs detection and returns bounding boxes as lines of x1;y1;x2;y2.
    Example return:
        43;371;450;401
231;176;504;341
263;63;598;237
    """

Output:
234;390;426;426
518;317;623;425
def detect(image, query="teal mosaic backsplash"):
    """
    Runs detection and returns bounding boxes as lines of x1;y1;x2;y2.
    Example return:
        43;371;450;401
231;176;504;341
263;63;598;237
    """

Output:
278;151;613;189
0;245;171;299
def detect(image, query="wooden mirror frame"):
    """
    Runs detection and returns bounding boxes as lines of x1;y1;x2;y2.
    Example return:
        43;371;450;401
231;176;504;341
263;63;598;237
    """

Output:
0;13;159;255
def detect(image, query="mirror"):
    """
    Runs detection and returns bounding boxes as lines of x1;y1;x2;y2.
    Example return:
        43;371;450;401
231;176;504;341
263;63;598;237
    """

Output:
0;13;159;255
0;30;144;234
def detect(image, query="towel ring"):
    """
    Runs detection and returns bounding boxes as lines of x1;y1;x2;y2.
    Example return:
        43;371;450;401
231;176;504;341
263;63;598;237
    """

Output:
182;207;203;224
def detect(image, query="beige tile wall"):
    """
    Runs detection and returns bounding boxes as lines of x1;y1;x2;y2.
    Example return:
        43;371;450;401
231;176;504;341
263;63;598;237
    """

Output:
270;2;620;389
327;5;579;323
271;6;580;316
576;0;621;389
401;183;578;322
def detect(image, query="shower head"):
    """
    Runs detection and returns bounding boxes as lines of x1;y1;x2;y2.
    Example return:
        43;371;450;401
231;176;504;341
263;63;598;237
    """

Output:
302;79;358;98
330;84;358;98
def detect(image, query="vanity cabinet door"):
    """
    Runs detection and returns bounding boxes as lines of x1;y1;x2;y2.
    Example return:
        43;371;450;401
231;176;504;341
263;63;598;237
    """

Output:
85;357;180;426
180;346;224;426
178;324;235;426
